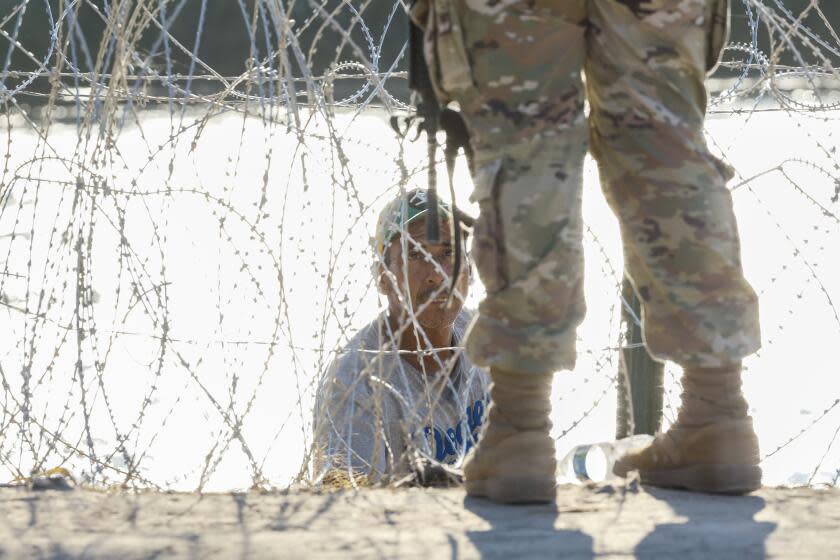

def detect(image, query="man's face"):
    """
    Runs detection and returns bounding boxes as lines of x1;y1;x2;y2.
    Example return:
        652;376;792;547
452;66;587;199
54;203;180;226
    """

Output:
380;218;470;330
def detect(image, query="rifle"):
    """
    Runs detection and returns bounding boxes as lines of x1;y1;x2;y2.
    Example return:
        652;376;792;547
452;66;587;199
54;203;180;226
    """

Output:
407;15;443;244
391;6;474;302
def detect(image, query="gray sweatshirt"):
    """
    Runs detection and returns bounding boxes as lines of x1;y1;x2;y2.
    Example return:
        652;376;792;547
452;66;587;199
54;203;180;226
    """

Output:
313;310;490;480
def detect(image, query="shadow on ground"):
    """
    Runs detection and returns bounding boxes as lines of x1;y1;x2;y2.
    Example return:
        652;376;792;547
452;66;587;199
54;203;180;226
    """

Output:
462;496;594;559
635;488;777;559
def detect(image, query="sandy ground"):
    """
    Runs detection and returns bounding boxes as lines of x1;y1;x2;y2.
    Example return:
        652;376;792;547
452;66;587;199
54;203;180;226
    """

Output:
2;484;839;559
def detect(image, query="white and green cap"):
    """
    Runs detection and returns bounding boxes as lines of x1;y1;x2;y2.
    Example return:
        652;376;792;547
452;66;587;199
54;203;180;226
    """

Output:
374;189;472;257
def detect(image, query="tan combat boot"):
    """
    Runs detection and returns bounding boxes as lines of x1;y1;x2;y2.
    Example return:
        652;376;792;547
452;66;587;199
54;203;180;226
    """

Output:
464;368;557;504
613;363;761;494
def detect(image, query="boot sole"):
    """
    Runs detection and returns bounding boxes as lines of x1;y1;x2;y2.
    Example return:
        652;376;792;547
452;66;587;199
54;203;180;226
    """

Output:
466;475;556;504
640;464;762;495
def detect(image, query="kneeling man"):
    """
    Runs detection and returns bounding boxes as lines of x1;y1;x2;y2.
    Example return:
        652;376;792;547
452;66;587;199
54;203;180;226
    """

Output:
313;189;489;482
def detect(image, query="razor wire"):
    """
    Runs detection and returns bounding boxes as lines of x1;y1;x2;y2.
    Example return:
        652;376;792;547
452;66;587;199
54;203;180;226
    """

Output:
0;0;837;491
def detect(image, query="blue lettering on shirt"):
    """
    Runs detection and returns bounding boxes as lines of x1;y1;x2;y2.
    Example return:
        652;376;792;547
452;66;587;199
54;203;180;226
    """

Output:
422;397;488;464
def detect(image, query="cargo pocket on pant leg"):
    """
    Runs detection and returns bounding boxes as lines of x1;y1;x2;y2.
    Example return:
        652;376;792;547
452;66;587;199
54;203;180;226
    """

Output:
470;158;508;294
410;0;477;104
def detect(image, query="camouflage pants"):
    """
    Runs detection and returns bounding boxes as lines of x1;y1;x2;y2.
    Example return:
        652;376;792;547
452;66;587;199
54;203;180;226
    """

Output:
414;0;760;374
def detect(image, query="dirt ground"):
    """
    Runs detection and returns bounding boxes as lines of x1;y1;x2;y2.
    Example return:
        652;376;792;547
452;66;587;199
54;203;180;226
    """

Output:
2;484;839;559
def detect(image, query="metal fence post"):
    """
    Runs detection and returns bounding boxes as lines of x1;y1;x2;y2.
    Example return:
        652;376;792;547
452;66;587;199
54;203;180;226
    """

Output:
616;277;665;438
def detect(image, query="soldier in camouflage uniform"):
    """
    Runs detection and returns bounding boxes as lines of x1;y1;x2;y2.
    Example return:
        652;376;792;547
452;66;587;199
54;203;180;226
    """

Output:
412;0;762;503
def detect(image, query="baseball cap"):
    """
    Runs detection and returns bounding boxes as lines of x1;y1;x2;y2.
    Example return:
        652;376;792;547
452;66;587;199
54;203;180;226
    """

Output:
374;188;473;257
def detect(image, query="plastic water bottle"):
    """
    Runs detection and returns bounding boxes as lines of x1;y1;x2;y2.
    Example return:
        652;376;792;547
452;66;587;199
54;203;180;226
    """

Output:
557;434;654;484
